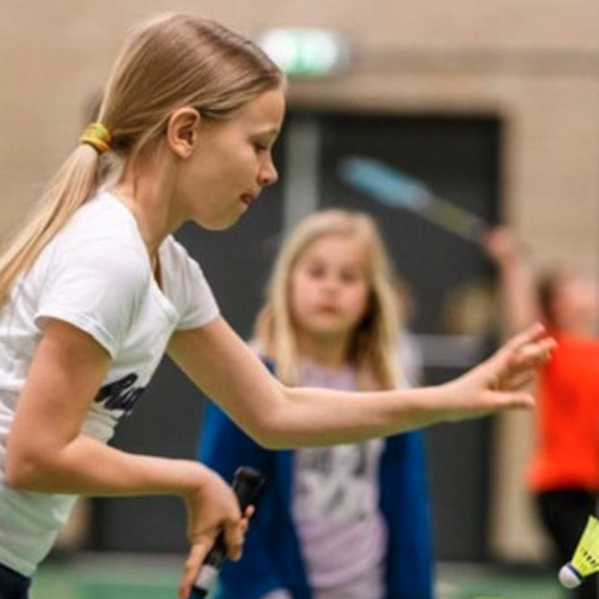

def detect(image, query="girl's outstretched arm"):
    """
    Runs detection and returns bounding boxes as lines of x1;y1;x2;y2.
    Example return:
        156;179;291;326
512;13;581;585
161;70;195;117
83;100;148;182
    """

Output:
168;317;555;449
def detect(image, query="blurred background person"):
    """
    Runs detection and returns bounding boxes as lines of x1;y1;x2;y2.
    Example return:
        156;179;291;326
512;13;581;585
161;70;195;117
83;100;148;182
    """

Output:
485;226;599;599
200;209;436;599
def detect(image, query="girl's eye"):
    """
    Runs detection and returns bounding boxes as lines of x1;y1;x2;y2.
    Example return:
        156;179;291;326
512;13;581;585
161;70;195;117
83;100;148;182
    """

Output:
341;270;362;283
306;266;325;278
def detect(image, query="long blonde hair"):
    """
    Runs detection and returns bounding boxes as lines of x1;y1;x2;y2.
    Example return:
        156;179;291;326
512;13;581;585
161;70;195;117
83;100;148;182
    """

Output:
255;209;402;390
0;13;283;306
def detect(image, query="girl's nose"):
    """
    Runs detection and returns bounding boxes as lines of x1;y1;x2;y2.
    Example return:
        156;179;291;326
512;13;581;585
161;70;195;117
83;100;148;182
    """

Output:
259;157;278;187
322;276;340;293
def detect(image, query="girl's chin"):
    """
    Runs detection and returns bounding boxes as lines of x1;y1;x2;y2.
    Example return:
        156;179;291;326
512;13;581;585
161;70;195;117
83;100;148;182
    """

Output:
194;212;242;231
304;327;349;340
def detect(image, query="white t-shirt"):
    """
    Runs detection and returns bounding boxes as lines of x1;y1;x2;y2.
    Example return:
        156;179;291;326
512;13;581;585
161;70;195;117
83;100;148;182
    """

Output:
0;191;219;576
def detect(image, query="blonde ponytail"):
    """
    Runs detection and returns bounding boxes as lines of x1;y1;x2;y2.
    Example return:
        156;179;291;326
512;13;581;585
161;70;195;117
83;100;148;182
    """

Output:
0;144;102;306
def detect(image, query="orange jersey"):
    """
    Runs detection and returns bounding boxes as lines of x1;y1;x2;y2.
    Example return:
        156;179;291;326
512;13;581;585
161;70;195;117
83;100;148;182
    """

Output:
528;332;599;492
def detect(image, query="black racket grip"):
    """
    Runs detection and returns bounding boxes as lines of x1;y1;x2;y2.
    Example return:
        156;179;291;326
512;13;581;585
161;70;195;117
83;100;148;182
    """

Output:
187;466;265;599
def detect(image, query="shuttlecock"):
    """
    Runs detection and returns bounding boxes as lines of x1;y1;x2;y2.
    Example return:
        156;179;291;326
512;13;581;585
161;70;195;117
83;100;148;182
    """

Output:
559;515;599;588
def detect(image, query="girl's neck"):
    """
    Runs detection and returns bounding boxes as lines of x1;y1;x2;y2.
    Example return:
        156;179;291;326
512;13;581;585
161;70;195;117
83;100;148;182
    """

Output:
112;162;181;262
296;333;351;372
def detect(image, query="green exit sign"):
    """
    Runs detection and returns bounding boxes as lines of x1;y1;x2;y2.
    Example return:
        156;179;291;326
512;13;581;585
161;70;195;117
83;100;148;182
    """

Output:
258;28;350;76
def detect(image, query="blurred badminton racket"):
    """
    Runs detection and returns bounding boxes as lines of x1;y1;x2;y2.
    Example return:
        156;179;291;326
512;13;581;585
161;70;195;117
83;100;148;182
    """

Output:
337;155;489;244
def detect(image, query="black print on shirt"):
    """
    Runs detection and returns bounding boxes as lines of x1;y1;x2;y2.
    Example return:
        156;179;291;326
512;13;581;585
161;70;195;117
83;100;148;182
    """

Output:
94;373;146;416
295;443;370;520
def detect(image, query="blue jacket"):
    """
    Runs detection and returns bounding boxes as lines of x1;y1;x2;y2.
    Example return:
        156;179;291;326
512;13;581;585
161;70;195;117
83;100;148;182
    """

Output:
200;401;435;599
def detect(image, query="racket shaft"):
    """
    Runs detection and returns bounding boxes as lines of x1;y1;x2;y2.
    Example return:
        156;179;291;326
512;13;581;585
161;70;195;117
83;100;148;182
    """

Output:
420;192;487;242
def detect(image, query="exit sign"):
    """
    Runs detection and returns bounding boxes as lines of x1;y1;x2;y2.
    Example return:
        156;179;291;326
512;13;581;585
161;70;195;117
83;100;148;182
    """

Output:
258;28;350;76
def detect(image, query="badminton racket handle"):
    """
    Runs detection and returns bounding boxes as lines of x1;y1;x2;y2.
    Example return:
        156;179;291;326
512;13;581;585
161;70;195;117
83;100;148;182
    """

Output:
188;466;265;599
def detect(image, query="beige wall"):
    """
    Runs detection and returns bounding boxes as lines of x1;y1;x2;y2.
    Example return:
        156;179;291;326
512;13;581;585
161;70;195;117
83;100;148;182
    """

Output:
3;1;598;266
2;0;599;561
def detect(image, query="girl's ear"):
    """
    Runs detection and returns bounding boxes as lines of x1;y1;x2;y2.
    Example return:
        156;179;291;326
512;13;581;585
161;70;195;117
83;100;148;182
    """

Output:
166;107;201;158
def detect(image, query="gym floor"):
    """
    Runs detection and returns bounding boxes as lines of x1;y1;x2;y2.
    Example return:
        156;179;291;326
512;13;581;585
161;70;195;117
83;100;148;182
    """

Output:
30;553;571;599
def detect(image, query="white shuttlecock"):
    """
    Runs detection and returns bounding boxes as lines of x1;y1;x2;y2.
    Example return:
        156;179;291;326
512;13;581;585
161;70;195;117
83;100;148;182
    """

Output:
559;563;583;588
559;515;599;588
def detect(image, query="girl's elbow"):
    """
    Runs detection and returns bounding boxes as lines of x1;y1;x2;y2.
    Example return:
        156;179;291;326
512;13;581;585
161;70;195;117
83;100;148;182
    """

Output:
241;411;291;450
5;457;36;490
252;432;289;450
5;446;53;491
233;384;296;449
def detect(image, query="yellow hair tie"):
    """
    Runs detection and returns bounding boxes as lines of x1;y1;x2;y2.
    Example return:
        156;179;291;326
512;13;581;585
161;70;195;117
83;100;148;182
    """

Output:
80;122;112;154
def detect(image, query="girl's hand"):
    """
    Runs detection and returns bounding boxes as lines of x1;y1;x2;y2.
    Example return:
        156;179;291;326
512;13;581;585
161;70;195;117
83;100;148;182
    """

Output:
483;227;522;266
178;467;253;599
444;323;555;421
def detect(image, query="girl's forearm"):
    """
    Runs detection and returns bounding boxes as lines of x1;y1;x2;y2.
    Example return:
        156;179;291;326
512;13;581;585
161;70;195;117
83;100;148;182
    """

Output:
6;433;206;497
253;384;455;449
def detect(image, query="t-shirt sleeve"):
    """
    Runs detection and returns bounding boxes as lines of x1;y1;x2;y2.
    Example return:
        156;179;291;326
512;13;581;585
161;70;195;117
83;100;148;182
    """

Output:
163;238;220;330
34;238;148;358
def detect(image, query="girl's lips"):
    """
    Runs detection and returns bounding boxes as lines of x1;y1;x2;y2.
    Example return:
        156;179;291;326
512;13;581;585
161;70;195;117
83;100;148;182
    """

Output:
317;305;339;314
240;194;254;206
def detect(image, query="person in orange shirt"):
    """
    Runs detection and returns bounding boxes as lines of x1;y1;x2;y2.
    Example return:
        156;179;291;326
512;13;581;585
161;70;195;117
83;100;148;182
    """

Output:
485;228;599;599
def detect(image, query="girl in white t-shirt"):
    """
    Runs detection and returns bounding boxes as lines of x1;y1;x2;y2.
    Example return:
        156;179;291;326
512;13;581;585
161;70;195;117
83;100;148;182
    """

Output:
0;12;554;599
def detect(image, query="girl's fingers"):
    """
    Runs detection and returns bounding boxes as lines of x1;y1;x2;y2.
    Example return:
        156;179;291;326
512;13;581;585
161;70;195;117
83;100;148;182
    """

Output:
491;324;555;385
179;507;254;597
223;519;247;561
225;505;254;561
510;337;556;378
489;389;535;409
501;372;536;393
516;339;555;367
179;538;213;599
504;323;548;352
